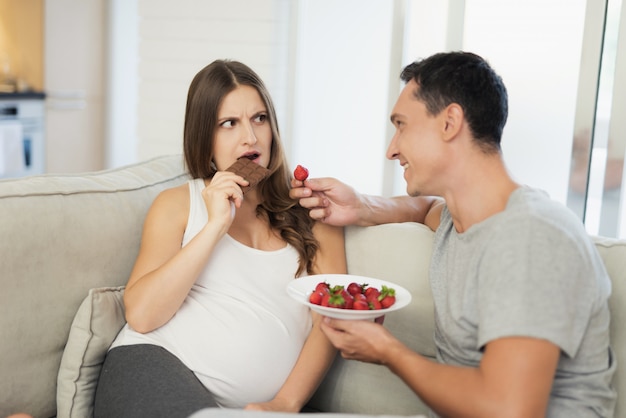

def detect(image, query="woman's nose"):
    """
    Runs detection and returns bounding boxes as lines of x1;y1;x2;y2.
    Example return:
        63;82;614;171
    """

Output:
242;122;258;145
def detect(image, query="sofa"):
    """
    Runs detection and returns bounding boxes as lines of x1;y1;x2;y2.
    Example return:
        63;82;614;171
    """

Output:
0;154;624;418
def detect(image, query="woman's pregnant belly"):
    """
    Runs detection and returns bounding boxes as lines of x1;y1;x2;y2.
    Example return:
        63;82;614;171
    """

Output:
152;284;312;407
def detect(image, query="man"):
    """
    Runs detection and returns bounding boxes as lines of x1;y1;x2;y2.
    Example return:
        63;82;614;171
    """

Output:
290;52;616;417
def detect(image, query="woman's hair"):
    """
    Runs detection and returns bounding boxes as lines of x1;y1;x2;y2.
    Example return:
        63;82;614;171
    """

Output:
400;51;508;153
183;60;318;276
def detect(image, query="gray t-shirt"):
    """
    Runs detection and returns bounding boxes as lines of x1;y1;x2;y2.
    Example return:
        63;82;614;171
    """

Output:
430;187;616;417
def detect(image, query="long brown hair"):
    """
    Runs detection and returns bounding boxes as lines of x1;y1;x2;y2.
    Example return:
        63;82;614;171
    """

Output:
183;60;318;276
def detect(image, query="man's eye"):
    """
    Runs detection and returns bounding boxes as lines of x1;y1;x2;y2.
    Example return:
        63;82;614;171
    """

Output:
221;120;234;128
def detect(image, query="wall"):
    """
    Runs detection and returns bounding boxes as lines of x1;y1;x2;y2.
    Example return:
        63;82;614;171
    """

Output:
44;0;106;173
132;0;398;197
106;0;138;168
290;0;396;196
135;0;293;162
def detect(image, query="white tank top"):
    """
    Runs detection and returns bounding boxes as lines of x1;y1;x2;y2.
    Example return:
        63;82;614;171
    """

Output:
111;178;312;407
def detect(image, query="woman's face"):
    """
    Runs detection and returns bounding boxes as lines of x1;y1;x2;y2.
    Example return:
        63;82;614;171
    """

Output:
212;85;273;171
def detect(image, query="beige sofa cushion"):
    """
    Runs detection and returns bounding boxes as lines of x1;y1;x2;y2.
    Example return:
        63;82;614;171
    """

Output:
593;235;626;416
56;286;126;418
307;223;436;416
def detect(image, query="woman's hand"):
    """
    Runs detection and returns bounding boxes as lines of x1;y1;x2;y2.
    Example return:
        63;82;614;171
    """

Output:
243;397;300;412
201;171;248;231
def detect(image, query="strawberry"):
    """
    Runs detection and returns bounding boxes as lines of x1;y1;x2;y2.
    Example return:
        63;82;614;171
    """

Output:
329;284;345;295
315;281;330;294
309;290;325;305
353;293;367;303
364;286;380;301
308;282;397;311
368;298;382;310
380;296;396;309
340;289;354;309
353;299;369;310
347;282;366;296
327;293;348;308
379;285;396;309
294;164;309;181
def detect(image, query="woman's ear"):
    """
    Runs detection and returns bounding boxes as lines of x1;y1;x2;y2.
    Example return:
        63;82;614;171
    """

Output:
442;103;463;142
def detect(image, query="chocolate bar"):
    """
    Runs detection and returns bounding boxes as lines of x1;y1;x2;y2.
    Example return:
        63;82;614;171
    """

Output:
226;158;270;194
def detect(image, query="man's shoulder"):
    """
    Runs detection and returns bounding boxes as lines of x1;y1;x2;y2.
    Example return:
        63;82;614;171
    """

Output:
507;187;582;229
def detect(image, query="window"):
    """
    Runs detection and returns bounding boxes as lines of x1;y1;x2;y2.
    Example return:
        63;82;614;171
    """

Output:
399;0;625;237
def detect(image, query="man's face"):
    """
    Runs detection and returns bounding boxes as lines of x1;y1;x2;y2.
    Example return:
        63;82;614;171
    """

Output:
387;80;447;197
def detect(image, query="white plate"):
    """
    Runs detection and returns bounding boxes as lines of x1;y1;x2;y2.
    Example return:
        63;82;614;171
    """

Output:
287;274;412;320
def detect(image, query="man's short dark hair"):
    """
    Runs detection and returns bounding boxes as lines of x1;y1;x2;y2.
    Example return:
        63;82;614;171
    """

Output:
401;51;508;152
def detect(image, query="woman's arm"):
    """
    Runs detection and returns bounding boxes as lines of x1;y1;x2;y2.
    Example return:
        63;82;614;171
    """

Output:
245;222;346;412
123;184;230;333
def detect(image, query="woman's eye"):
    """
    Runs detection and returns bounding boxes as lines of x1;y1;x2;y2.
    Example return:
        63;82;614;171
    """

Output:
254;114;267;123
221;120;234;128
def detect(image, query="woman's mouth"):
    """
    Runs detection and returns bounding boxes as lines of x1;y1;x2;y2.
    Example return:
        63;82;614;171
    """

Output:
241;153;260;161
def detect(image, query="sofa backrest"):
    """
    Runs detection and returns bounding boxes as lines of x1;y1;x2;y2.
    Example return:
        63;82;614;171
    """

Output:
594;235;626;416
0;155;188;418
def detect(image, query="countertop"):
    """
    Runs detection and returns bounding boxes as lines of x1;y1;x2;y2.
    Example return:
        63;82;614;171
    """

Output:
0;91;46;100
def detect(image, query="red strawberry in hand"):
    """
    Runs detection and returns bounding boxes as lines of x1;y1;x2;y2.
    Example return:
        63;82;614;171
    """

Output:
294;164;309;181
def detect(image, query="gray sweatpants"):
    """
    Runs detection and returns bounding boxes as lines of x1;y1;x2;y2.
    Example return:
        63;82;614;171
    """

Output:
94;344;218;418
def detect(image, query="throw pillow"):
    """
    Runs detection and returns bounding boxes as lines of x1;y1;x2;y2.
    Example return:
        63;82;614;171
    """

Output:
56;286;126;418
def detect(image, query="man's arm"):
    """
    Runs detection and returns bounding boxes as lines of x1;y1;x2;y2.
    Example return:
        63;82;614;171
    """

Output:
389;337;559;418
290;177;444;231
321;318;560;418
359;194;443;230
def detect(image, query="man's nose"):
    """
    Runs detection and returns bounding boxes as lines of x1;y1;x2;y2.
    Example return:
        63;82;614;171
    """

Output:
386;134;399;160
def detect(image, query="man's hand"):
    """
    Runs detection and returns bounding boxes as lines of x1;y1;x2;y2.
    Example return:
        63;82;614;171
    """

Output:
319;316;400;364
290;177;365;226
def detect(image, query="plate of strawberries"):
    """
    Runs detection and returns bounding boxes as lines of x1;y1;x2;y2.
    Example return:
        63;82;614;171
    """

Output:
287;274;412;320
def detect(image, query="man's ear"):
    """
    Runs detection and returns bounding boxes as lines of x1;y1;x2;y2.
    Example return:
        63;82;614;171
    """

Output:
442;103;463;142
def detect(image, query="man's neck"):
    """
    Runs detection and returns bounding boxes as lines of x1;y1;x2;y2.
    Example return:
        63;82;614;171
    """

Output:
444;156;520;233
